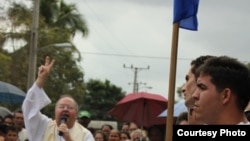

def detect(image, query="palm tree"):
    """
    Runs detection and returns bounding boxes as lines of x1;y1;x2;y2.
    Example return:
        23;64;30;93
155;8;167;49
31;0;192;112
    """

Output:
40;0;88;37
0;2;31;51
39;0;88;60
1;0;88;52
0;0;88;96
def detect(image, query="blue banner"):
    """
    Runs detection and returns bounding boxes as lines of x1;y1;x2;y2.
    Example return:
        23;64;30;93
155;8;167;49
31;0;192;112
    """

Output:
173;0;199;30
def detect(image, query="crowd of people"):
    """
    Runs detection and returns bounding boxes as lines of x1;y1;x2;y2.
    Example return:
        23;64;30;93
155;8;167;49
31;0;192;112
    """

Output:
1;54;250;141
91;122;165;141
0;110;165;141
0;111;28;141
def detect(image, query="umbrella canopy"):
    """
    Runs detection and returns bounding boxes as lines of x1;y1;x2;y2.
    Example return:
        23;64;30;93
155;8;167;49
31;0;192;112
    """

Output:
0;106;12;117
158;100;187;117
108;92;167;128
0;81;26;104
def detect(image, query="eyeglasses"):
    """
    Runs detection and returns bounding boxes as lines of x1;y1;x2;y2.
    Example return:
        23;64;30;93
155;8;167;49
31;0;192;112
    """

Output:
57;104;75;110
245;110;250;121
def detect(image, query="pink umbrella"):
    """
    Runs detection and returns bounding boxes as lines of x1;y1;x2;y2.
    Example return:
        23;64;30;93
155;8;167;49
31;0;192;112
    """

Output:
108;92;167;128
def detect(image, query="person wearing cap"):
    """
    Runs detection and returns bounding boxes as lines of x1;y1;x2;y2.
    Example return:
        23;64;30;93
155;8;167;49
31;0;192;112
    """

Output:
78;110;96;135
78;110;91;128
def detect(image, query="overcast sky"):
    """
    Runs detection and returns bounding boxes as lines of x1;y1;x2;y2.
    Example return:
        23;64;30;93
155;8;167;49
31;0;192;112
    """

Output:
62;0;250;100
7;0;248;99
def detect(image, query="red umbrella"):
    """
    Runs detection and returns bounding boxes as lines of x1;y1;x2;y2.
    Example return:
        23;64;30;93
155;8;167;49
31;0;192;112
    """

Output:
108;92;167;128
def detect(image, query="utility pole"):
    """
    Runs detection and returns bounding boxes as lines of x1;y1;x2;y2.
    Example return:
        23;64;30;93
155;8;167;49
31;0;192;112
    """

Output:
27;0;40;90
123;64;150;93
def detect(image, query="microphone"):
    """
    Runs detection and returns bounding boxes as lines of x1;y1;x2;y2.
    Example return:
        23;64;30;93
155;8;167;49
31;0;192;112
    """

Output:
59;114;68;136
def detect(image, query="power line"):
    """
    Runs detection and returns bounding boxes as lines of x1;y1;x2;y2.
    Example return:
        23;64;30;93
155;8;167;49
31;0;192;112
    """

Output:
80;51;192;60
82;0;135;57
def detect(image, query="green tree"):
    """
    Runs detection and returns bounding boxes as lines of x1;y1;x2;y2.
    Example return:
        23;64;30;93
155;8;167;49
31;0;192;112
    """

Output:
0;0;88;112
0;51;11;80
0;0;88;77
40;0;88;37
0;0;126;118
0;2;31;51
82;79;126;121
0;0;88;84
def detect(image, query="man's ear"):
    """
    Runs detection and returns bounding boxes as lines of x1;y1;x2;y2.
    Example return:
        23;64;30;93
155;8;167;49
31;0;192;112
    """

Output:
221;88;231;104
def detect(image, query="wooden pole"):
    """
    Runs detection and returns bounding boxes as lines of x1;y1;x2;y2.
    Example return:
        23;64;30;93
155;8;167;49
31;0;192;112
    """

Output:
165;22;179;141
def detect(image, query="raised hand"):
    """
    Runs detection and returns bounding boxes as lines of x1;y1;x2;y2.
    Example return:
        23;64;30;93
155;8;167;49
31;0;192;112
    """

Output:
36;56;55;88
